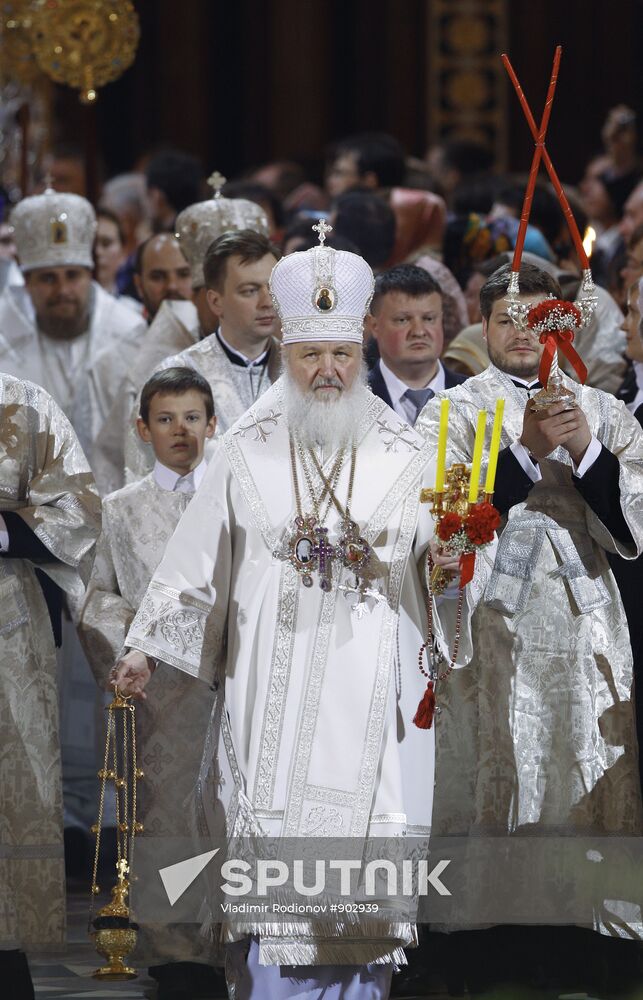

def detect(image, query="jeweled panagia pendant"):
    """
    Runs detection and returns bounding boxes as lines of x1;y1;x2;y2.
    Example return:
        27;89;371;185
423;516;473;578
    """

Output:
288;515;318;587
337;519;372;579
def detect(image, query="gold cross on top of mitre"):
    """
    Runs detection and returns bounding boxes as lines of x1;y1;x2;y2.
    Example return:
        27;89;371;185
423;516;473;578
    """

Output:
207;171;227;199
312;218;333;245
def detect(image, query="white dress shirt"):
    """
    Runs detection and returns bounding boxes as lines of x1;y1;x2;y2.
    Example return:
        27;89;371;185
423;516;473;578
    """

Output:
379;359;446;424
153;458;208;494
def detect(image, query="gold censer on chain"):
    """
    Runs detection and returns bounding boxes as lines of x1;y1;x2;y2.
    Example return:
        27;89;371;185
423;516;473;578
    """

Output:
88;687;143;980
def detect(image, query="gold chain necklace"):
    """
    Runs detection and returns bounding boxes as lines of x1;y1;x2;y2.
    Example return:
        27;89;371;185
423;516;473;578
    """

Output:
286;437;372;591
293;439;346;525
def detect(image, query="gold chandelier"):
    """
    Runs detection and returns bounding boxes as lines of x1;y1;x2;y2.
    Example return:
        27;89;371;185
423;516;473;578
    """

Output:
1;0;140;103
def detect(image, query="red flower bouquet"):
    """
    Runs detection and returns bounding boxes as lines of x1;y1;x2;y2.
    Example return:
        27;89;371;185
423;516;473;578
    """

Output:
526;299;587;386
527;298;581;334
434;501;500;588
436;512;463;543
464;501;501;546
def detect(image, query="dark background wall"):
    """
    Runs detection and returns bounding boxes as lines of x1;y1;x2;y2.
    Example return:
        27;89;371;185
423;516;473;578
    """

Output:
53;0;643;186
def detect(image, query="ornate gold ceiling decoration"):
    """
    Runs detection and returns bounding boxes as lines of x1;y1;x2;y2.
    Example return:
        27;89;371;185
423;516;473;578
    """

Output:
1;0;140;103
426;0;509;171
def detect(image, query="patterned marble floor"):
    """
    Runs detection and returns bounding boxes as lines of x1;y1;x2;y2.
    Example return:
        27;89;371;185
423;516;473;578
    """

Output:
30;887;158;999
27;886;643;999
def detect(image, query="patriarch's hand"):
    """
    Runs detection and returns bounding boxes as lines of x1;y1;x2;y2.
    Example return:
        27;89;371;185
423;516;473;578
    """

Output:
109;650;155;700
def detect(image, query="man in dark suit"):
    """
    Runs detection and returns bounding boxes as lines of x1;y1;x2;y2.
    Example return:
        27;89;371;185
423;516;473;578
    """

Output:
366;264;467;426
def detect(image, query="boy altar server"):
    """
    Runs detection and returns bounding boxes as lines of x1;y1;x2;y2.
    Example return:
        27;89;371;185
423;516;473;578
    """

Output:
79;367;219;999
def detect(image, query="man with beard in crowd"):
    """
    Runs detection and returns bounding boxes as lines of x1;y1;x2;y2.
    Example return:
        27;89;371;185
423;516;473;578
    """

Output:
0;186;141;475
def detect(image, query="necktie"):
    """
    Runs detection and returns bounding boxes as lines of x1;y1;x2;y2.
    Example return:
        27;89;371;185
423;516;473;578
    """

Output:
174;474;193;494
403;386;435;423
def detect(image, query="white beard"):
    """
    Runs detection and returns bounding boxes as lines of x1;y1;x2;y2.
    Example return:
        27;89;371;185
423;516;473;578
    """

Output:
282;363;368;449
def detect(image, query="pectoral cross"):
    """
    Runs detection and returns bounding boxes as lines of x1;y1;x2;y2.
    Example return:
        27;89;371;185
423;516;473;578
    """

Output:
315;527;334;592
312;218;333;245
207;171;227;198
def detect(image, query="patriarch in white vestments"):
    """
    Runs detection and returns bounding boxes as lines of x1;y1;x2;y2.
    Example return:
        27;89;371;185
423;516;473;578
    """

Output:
113;227;492;998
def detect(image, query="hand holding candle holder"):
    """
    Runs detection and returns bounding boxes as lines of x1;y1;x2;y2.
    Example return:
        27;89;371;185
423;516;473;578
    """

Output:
415;399;503;730
89;687;143;980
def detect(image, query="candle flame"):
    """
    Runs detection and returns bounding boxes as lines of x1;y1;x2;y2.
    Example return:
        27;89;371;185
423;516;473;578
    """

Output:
582;226;596;259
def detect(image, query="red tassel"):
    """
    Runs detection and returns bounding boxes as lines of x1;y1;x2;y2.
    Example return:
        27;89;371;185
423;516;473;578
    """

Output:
459;551;476;588
413;680;436;730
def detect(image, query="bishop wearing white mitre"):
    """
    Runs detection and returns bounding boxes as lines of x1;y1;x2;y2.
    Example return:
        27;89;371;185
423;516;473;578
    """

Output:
0;186;141;478
113;226;492;997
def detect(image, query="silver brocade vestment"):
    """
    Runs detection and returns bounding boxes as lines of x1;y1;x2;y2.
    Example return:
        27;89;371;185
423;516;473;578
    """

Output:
0;282;141;483
416;364;643;936
124;381;486;966
0;374;100;949
78;474;216;964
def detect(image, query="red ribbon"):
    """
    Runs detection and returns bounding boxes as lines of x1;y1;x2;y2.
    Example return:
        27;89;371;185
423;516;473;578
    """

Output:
538;330;588;386
459;552;476;588
502;49;590;271
413;679;436;730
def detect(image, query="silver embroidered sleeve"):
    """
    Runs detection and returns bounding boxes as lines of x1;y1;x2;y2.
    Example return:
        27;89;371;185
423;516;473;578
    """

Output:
0;375;101;592
126;582;225;685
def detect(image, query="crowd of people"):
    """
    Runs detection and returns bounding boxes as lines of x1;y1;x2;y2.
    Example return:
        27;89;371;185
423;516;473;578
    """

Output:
1;109;643;1000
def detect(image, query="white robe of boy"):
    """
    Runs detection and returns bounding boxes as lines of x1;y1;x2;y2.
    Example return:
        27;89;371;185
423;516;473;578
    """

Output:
79;459;217;965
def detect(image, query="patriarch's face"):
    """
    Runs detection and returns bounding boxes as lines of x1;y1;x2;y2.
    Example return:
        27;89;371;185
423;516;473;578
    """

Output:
284;341;362;401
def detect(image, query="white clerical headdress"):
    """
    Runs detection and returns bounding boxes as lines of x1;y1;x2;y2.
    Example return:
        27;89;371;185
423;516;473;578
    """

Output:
10;188;96;272
175;171;270;288
270;219;374;345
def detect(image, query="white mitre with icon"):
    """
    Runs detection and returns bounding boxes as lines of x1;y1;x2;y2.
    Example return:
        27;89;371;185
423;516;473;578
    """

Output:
270;218;374;345
10;186;96;272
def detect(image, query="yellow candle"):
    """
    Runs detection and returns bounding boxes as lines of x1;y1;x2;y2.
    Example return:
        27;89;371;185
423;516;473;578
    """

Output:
435;398;449;492
468;409;487;504
484;398;505;495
